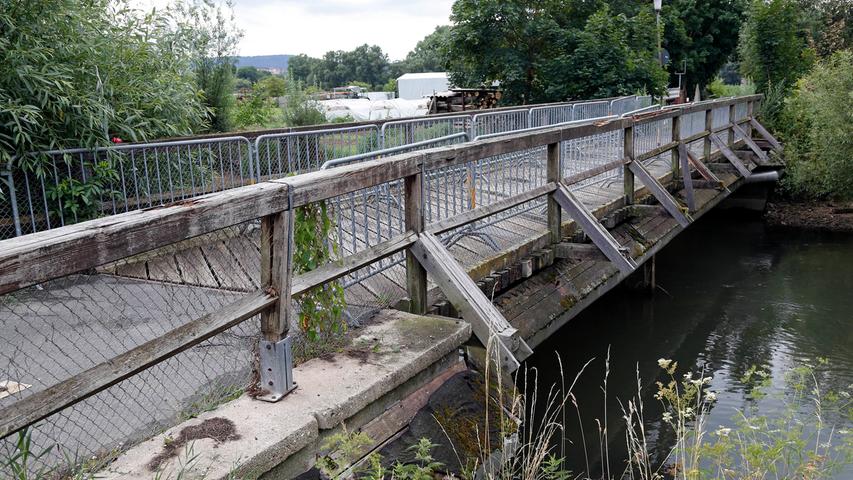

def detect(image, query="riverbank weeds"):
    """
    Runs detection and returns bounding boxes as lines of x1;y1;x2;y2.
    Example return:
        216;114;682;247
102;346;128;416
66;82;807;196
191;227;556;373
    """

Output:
4;348;851;479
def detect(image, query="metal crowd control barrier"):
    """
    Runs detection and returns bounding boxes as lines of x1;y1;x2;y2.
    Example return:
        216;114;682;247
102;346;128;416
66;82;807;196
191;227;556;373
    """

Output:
380;115;470;149
5;137;254;237
254;125;380;178
1;94;665;240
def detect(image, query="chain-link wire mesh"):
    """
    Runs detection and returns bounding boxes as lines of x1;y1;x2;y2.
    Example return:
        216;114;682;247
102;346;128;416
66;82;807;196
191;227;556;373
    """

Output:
0;221;263;473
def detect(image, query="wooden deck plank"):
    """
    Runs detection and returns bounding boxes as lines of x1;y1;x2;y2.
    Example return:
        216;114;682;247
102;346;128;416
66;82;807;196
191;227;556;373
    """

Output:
174;247;218;288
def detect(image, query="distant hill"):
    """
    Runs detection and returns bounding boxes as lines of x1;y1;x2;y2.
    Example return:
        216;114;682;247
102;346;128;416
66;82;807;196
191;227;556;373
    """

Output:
236;55;291;72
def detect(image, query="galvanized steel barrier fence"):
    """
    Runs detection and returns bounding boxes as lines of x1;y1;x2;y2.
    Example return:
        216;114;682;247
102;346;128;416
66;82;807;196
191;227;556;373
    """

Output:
0;96;657;241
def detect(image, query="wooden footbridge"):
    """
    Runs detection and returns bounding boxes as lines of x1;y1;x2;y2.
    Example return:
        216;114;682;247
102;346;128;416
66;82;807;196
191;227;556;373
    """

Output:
0;94;784;476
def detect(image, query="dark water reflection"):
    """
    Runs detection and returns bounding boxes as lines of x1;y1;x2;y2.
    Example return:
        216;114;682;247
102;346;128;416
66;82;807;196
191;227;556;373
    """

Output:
525;212;853;478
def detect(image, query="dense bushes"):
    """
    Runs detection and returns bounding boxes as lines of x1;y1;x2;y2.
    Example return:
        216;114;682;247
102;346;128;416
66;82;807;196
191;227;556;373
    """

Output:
778;51;853;199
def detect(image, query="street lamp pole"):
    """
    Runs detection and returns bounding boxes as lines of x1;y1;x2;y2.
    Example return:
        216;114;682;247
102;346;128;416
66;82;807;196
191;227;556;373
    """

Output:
654;0;663;67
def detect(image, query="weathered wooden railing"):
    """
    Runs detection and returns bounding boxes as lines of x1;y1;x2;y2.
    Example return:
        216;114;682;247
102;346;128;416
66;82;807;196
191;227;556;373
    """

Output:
0;94;770;441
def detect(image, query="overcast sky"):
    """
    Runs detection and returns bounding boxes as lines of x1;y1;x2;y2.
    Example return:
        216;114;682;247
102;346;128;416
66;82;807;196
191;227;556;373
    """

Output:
140;0;455;60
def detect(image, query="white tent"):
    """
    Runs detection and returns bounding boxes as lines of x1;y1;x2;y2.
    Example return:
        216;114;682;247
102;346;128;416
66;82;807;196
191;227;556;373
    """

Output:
397;72;450;100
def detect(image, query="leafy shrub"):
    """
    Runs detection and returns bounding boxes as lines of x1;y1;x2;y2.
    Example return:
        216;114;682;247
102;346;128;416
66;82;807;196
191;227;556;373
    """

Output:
739;0;815;95
232;93;282;130
778;50;853;199
283;78;327;127
293;201;346;341
46;159;119;222
707;77;756;98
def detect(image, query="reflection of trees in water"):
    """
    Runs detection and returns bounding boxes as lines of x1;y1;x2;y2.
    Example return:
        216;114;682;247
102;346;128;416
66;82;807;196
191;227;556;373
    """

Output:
524;216;853;476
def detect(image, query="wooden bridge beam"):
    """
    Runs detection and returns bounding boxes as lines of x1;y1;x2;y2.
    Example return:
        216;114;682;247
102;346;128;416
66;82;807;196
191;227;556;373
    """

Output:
547;142;562;244
749;118;783;153
552;183;637;274
409;231;532;372
731;122;770;164
405;172;428;315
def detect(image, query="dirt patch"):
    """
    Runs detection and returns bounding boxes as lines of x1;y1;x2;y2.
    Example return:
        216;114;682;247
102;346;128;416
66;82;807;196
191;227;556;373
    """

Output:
147;417;241;471
765;201;853;233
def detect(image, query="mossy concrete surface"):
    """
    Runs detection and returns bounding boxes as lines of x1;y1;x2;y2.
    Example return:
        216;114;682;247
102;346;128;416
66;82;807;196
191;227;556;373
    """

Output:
97;310;470;480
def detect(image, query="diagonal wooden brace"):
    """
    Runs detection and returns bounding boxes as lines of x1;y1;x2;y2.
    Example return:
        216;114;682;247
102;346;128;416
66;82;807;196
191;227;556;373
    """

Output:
410;232;532;373
552;183;638;274
731;123;769;164
681;144;727;189
749;118;783;153
628;161;691;228
709;132;752;178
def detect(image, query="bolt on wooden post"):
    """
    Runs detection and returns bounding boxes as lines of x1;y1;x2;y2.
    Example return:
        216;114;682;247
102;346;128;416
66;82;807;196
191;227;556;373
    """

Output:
623;124;635;205
258;208;296;401
405;171;428;315
546;142;562;244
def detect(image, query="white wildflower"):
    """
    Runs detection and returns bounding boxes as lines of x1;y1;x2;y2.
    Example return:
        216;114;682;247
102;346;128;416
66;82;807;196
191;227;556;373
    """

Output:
658;358;672;369
705;391;717;402
662;412;673;423
715;427;731;437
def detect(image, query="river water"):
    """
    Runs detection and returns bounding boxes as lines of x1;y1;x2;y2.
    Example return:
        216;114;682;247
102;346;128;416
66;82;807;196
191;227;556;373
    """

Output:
526;212;853;478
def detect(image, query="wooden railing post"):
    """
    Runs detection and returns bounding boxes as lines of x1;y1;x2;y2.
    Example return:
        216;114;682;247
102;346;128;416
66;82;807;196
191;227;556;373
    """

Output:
546;142;562;244
672;111;682;178
405;172;428;314
623;124;635;205
704;107;713;161
258;208;295;402
746;100;754;138
728;103;736;146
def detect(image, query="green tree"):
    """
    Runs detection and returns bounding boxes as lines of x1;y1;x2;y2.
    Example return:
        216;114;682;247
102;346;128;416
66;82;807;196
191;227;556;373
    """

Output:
236;66;271;84
170;0;243;133
404;25;452;73
545;6;667;100
739;0;815;93
256;76;287;98
288;54;323;86
799;0;853;58
663;0;747;95
0;0;207;169
445;0;666;104
778;50;853;199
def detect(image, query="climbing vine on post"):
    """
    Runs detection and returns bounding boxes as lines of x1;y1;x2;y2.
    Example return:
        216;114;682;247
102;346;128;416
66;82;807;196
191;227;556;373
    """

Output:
293;200;347;341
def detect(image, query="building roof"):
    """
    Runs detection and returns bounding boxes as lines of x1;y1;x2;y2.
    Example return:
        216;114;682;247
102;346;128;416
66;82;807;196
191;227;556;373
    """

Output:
397;72;449;81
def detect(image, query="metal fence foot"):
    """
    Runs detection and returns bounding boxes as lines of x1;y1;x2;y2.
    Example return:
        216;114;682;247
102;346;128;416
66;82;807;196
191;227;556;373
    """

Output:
257;336;296;402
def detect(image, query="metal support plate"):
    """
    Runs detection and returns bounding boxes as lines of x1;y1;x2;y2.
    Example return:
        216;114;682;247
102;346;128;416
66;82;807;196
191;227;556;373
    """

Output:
552;183;638;274
258;336;296;402
731;123;769;164
709;131;752;178
628;161;691;228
